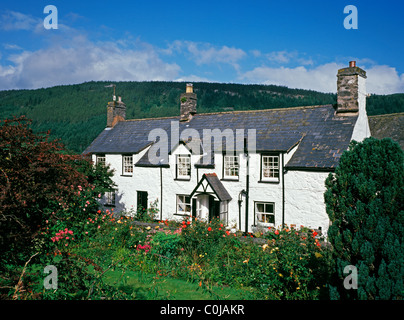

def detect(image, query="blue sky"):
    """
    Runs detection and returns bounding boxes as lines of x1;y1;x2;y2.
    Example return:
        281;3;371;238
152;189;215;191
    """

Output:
1;0;403;93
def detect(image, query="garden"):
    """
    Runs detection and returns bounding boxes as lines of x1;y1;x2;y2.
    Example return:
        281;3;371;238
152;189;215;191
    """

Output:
1;206;331;300
1;117;403;300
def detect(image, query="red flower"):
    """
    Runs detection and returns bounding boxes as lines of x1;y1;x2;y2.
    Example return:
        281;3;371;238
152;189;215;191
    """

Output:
208;227;212;232
274;230;279;235
312;231;318;238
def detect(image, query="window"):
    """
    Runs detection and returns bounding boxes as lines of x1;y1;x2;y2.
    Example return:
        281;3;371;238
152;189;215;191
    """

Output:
176;155;191;179
122;155;133;175
223;155;239;178
105;190;116;206
96;154;106;166
177;195;191;213
255;202;275;225
262;155;279;181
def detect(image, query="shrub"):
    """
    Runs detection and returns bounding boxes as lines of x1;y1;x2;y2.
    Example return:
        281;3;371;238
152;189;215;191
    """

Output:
131;199;159;222
0;116;115;268
151;230;181;259
325;138;404;300
180;217;230;261
261;227;330;299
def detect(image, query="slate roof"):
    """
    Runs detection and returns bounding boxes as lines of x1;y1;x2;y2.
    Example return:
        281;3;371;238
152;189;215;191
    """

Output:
190;173;232;202
84;104;358;170
368;113;404;150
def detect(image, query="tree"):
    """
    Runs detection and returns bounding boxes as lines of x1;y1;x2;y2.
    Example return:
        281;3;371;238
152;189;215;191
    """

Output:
0;116;115;267
324;137;404;299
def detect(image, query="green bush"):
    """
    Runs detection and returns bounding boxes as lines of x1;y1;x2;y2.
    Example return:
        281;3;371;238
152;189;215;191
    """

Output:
180;217;230;260
151;230;181;259
325;137;404;300
208;227;330;299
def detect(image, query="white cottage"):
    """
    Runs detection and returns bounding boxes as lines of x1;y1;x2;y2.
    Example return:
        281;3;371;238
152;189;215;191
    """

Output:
84;61;370;235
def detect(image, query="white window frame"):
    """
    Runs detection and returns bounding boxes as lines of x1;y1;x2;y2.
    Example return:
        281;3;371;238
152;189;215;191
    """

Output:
105;190;116;206
176;194;191;214
122;155;133;175
262;155;280;182
255;202;275;226
176;154;191;179
223;155;239;179
96;154;106;166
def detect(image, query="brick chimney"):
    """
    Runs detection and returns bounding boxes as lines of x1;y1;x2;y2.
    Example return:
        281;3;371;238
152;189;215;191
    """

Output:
180;83;197;122
336;60;367;114
337;61;370;141
107;96;126;128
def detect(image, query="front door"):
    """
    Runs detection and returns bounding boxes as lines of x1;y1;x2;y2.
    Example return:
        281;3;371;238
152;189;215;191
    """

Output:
209;195;220;221
193;194;220;222
137;191;148;212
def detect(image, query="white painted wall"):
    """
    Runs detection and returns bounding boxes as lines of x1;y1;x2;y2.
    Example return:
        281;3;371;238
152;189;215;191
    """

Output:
284;170;330;234
94;144;332;235
351;75;371;142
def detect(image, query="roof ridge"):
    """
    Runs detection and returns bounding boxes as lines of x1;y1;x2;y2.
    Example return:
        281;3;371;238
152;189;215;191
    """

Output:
123;104;333;122
124;115;179;122
195;104;331;116
368;112;404;118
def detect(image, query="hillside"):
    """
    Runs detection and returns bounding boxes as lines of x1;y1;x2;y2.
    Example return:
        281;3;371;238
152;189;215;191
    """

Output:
0;81;403;153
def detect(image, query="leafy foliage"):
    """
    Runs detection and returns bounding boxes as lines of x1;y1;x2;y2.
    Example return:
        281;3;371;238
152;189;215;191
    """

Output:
325;137;404;299
0;116;115;269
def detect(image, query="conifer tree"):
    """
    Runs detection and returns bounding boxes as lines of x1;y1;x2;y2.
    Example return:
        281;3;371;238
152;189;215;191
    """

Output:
325;137;403;299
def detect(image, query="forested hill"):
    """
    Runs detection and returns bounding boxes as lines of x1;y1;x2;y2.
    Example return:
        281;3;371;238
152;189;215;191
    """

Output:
0;81;403;153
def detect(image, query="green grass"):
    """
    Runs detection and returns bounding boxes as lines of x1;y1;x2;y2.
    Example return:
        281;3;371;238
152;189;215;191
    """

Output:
103;269;251;300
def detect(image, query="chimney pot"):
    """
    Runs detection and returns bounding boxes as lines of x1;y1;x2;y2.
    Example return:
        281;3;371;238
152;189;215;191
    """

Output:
349;61;356;68
180;84;197;121
186;83;193;93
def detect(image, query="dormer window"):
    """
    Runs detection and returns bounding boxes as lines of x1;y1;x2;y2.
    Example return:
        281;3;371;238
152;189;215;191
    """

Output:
176;154;191;179
261;154;279;182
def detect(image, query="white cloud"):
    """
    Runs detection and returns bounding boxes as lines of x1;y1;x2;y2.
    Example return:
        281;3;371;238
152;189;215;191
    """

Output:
240;62;404;94
0;11;41;31
241;63;342;93
266;50;296;64
164;40;246;70
366;65;404;94
174;74;216;83
0;36;181;90
3;43;23;50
